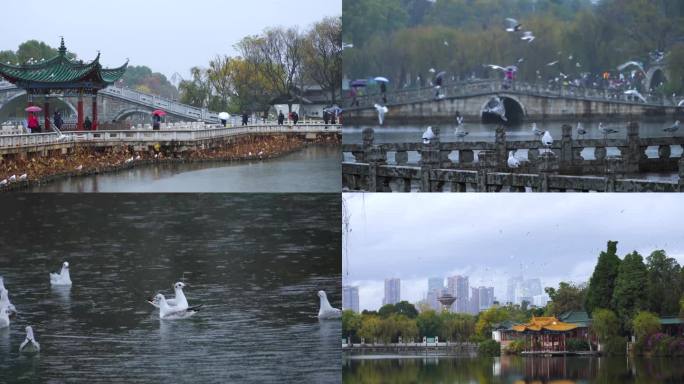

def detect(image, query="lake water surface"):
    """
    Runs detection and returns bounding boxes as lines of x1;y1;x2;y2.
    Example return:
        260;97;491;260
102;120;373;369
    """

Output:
28;146;341;193
0;194;341;383
343;355;684;383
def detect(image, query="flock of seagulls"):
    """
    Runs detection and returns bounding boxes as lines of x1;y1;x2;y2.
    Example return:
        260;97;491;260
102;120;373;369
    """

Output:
0;262;342;354
0;173;27;187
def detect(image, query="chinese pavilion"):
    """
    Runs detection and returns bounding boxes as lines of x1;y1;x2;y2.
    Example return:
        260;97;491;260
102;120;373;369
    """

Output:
512;316;587;352
0;38;127;130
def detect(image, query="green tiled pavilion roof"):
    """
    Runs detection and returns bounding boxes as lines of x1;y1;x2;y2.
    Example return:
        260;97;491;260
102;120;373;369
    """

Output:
0;38;127;88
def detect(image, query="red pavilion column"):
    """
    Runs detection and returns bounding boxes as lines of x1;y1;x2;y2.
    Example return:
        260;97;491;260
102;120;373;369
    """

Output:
92;96;98;131
77;96;84;131
44;101;50;131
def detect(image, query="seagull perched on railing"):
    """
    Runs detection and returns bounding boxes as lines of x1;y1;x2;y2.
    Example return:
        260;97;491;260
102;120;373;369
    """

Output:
18;173;27;181
598;123;619;139
576;122;587;138
531;123;544;136
8;175;16;183
508;151;521;168
664;120;680;134
541;131;553;153
422;126;436;144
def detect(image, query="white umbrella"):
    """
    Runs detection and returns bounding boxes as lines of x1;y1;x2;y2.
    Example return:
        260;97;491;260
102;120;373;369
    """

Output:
374;77;389;83
218;112;230;120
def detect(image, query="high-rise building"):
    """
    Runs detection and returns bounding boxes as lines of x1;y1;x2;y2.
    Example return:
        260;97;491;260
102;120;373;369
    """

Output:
470;287;480;314
342;285;360;313
383;278;401;305
447;275;469;313
507;276;523;305
523;278;543;298
479;286;495;311
428;277;444;292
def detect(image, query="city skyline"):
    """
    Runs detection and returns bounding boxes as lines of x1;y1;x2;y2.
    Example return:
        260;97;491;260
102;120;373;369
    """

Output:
342;194;684;311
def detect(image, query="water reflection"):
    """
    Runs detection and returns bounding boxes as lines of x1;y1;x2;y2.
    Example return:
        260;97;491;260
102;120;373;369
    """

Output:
28;146;341;193
0;194;341;383
343;355;684;383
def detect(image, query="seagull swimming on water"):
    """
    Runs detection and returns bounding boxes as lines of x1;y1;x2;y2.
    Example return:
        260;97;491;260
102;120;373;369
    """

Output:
148;282;190;310
0;305;10;329
50;261;72;286
0;288;16;316
152;293;201;320
317;290;341;320
374;104;388;126
19;326;40;353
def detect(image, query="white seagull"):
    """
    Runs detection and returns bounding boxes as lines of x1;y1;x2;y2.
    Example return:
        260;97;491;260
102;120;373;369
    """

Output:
75;165;83;171
546;60;559;66
0;305;10;329
0;179;7;187
505;18;521;32
19;326;40;353
541;130;553;150
455;128;469;141
8;175;16;183
0;288;16;316
153;293;200;320
617;61;645;75
18;173;27;181
374;104;388;126
50;261;72;286
521;31;535;43
531;123;544;136
664;120;680;133
577;122;587;138
317;290;341;320
422;126;436;144
148;282;189;310
598;123;619;137
507;151;521;168
624;89;647;103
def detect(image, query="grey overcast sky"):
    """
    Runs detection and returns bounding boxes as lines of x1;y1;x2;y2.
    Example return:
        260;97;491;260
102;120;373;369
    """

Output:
0;0;340;80
343;193;684;311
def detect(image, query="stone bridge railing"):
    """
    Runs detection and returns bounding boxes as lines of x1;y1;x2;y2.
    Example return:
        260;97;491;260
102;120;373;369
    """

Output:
342;123;684;192
0;81;218;122
0;123;340;154
345;79;676;109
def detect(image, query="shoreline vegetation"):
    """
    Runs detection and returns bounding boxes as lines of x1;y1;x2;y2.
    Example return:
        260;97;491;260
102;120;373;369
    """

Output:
0;134;340;191
343;241;684;358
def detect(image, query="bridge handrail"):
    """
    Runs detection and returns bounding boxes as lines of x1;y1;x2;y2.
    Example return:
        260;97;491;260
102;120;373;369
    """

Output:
0;123;340;149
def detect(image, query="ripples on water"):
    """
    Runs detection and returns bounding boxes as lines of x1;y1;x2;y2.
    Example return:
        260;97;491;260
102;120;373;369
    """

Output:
0;194;341;383
343;355;684;383
29;146;341;193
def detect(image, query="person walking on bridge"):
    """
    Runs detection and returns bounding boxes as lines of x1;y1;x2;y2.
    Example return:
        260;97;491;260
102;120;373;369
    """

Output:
277;111;285;125
241;112;249;126
27;113;39;133
84;116;92;130
53;111;63;131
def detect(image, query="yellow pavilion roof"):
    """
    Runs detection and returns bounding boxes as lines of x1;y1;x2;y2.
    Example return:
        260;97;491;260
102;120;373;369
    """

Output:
512;316;578;333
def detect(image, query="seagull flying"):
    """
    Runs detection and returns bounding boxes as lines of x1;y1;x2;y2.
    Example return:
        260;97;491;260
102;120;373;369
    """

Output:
617;61;645;74
317;290;341;320
624;89;647;103
374;104;388;126
521;31;535;43
50;261;72;286
505;18;521;32
547;60;559;66
19;326;40;353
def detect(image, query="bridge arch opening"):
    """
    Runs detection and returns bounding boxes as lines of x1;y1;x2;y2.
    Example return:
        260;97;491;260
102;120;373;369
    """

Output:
113;109;154;124
0;94;77;122
648;69;666;91
481;96;525;125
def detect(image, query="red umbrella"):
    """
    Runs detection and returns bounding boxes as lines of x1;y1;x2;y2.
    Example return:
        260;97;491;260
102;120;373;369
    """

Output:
152;109;166;116
25;106;42;112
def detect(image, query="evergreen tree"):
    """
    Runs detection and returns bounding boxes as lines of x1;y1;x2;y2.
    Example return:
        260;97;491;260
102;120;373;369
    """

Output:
585;241;621;315
612;251;648;327
645;250;681;315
